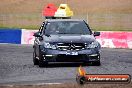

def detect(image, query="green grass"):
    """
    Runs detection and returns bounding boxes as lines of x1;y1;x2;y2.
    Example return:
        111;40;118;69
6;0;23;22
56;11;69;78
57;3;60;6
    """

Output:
1;24;132;31
0;13;132;31
0;24;39;30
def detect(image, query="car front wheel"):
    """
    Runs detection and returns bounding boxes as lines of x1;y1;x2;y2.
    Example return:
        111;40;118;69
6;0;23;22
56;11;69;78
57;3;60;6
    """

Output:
33;51;39;65
38;53;48;67
38;59;48;67
93;60;101;66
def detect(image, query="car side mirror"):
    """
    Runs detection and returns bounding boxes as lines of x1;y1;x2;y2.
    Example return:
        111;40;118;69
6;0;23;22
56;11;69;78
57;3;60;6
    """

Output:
93;32;100;36
33;32;43;40
33;32;41;37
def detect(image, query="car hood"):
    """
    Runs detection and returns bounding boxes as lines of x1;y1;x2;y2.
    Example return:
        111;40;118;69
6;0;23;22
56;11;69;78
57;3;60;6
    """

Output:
43;34;96;43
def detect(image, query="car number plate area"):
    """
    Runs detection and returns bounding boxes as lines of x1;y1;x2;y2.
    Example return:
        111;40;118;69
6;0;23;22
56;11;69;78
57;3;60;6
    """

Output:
66;52;78;55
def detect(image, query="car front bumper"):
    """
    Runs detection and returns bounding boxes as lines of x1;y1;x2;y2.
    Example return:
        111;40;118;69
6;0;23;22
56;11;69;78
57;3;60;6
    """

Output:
41;49;100;62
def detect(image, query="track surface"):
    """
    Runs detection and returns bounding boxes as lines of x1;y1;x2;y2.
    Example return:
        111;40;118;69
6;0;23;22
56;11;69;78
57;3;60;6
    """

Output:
0;44;132;85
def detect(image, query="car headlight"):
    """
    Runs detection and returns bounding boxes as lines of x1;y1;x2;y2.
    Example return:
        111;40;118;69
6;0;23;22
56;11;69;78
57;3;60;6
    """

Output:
44;42;57;49
87;41;99;49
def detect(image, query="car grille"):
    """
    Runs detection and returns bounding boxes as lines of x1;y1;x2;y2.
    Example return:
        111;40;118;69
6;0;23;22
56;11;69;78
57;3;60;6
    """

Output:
57;43;86;51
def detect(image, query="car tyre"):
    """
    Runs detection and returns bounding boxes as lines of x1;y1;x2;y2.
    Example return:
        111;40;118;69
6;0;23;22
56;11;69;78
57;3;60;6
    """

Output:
39;60;44;67
92;54;101;66
39;60;48;67
38;52;48;67
33;51;39;65
93;60;101;66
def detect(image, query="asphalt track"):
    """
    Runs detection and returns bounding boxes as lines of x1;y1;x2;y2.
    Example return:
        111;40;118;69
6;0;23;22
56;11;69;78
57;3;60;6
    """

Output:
0;44;132;85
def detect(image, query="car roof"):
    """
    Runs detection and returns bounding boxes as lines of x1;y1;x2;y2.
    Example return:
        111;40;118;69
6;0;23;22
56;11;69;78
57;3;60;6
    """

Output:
45;19;84;22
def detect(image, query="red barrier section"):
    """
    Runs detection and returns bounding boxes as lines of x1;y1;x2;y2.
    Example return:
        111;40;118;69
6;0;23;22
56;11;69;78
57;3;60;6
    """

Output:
42;3;57;17
96;31;132;48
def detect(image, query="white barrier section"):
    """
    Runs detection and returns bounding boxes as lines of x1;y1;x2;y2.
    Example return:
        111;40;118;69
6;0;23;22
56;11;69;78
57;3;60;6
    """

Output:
96;39;116;48
21;29;37;44
127;32;132;49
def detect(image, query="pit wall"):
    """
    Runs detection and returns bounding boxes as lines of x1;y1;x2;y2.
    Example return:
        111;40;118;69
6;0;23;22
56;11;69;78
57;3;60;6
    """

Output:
0;28;132;49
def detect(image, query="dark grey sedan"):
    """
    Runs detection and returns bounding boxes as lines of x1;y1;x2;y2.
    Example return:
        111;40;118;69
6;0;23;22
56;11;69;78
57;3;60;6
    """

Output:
33;19;101;67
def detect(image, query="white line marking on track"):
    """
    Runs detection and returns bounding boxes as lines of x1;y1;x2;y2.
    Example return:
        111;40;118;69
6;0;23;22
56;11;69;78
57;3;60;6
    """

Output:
3;83;62;86
35;83;62;85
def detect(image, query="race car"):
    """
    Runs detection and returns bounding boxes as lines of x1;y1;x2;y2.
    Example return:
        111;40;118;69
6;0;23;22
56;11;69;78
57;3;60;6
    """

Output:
33;19;101;67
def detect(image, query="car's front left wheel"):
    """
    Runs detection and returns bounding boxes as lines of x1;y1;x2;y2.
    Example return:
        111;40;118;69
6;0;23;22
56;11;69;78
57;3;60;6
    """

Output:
38;52;48;67
93;60;101;66
33;51;39;65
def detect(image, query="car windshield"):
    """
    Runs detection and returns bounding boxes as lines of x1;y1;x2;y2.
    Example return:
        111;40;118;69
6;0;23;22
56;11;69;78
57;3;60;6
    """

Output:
45;21;91;35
